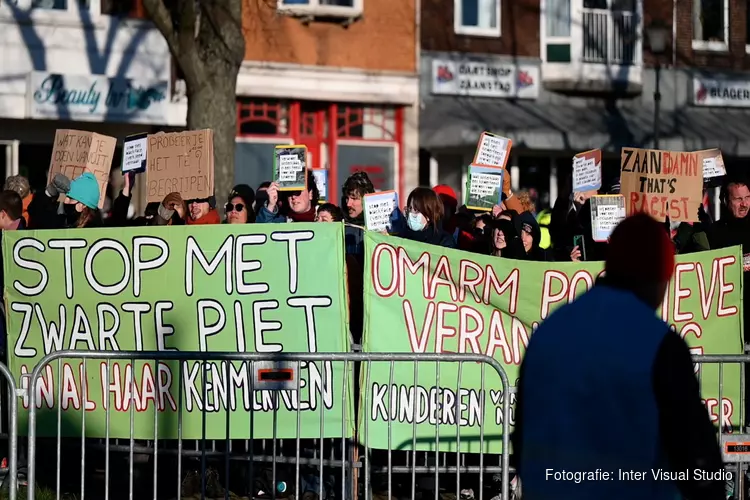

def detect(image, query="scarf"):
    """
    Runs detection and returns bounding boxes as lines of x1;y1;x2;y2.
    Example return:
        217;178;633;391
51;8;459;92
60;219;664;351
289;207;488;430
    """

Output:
288;207;316;223
187;209;221;225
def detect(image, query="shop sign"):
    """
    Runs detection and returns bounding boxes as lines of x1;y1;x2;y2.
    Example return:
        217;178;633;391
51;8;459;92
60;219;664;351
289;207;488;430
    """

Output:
27;72;169;124
431;58;539;99
693;76;750;108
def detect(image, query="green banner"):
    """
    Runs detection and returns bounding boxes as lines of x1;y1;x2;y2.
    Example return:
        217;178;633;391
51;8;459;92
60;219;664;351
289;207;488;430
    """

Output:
361;231;744;453
4;223;354;439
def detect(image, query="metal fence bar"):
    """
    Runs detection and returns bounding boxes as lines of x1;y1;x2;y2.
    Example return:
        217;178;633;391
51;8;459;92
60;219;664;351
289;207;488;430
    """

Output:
23;350;511;500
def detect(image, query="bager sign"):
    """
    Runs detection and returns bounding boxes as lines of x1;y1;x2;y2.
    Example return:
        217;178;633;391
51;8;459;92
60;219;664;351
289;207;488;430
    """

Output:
693;76;750;108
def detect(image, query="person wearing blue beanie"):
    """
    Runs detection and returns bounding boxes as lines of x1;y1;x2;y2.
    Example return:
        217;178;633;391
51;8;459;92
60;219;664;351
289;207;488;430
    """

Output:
62;173;101;228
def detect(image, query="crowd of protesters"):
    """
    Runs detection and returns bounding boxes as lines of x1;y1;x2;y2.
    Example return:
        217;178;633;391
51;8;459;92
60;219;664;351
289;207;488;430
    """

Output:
0;166;747;268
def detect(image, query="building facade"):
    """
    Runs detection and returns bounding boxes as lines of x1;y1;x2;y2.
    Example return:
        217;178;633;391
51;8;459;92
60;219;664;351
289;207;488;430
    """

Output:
233;0;419;204
420;0;748;215
0;0;186;203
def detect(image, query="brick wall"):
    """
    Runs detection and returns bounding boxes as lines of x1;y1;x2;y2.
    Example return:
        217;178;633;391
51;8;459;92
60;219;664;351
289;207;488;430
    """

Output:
421;0;540;57
242;0;416;73
644;0;750;70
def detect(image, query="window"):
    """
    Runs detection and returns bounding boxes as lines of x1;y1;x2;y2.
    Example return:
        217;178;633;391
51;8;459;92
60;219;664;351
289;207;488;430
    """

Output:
277;0;362;18
454;0;500;37
693;0;728;51
544;0;571;62
25;0;145;17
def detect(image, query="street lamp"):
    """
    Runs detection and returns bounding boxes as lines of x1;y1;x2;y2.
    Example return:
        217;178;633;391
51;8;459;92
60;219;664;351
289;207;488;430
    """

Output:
647;21;669;149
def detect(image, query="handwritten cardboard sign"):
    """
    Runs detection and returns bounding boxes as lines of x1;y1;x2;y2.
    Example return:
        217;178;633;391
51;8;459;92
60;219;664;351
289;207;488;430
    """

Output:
620;147;703;222
274;145;308;191
573;149;602;195
473;132;512;169
364;191;399;232
48;129;116;209
146;129;214;203
589;194;626;242
465;164;504;211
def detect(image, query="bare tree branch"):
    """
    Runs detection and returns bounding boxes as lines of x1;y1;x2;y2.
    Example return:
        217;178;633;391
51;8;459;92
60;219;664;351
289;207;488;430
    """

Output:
142;0;180;58
200;0;245;66
177;0;205;89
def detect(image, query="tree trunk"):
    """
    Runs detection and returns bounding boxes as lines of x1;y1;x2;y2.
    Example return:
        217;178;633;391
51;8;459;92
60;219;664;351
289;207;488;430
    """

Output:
186;65;240;209
142;0;245;210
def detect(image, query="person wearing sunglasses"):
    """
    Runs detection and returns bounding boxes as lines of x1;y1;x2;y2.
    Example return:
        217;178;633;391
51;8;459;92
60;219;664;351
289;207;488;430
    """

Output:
225;184;256;224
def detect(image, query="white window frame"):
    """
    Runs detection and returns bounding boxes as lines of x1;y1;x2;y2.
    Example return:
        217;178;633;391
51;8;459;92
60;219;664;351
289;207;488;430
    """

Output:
540;0;571;62
454;0;501;38
277;0;363;19
692;0;729;52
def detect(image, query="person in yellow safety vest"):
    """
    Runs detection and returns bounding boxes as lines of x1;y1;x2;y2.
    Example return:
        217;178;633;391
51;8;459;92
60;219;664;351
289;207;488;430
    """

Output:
536;209;552;249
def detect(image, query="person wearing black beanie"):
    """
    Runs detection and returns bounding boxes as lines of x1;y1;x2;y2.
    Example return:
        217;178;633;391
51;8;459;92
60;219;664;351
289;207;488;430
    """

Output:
226;184;256;224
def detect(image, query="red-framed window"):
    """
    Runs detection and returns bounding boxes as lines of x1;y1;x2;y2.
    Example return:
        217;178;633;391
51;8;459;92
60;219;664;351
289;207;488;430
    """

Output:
235;99;404;203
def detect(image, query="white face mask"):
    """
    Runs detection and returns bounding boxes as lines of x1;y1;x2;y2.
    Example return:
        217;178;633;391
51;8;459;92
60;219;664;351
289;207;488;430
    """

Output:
407;212;427;231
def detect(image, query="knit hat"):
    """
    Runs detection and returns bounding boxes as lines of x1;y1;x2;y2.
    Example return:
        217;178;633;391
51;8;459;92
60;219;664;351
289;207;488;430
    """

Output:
229;184;255;208
433;184;458;208
67;172;100;209
4;175;30;199
605;213;675;284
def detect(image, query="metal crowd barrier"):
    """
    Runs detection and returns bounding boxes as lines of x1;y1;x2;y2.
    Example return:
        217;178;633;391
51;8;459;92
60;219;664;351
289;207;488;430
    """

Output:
21;351;512;500
694;354;750;500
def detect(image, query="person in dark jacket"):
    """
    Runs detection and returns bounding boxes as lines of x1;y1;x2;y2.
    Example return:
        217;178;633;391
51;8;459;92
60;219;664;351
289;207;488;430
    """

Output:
28;172;102;229
515;211;550;261
340;172;375;256
488;218;525;259
393;187;455;249
513;213;724;500
257;171;319;224
110;173;186;227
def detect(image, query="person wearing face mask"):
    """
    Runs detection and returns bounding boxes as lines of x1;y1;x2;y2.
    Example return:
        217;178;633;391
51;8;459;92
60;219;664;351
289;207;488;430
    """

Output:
225;184;256;224
394;187;455;248
257;171;319;223
28;172;102;229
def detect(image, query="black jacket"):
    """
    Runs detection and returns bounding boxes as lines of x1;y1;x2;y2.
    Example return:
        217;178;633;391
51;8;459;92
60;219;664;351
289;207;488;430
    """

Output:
395;224;456;249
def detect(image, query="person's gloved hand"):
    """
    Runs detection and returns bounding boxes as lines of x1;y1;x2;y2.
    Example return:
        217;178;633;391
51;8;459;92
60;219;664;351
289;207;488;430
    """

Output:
46;173;71;198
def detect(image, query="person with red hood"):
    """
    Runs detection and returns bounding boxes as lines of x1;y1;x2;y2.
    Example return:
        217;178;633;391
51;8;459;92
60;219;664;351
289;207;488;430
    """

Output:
432;184;478;251
513;213;724;500
186;195;221;225
257;170;319;223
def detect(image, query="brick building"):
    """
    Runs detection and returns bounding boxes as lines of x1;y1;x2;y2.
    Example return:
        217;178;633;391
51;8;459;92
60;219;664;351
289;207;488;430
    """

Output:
234;0;419;203
419;0;750;216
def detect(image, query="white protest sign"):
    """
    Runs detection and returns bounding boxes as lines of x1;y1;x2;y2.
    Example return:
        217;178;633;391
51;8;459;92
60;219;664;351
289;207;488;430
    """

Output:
702;156;726;179
573;157;601;192
364;191;399;232
122;134;147;173
590;195;626;242
474;132;511;168
312;169;328;202
279;154;303;181
572;149;602;193
470;173;503;197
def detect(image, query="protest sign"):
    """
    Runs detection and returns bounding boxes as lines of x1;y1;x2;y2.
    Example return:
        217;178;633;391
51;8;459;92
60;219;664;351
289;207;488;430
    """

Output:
274;145;308;191
620;147;703;222
122;133;148;174
465;165;503;211
146;129;214;203
364;191;399;232
473;132;511;169
589;194;626;242
696;148;726;187
362;232;743;453
572;149;602;194
3;223;353;439
48;129;116;209
312;169;328;203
